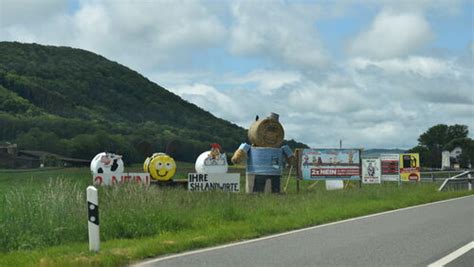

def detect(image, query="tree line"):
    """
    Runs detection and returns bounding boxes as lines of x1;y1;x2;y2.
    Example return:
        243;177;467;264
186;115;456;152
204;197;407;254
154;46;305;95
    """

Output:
409;124;473;169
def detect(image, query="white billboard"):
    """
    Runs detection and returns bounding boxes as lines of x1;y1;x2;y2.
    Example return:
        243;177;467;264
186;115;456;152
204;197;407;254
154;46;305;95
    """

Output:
362;158;381;184
188;173;240;192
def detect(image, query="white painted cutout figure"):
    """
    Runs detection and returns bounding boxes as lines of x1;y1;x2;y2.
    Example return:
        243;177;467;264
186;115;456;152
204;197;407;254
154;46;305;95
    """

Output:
195;143;228;174
90;152;124;174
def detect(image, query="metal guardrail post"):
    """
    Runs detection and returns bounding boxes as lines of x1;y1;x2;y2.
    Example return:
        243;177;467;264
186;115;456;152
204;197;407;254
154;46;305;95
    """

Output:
438;171;473;192
469;173;472;191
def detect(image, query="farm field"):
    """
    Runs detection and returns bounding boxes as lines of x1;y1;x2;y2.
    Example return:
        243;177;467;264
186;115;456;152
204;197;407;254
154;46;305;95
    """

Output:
0;165;472;266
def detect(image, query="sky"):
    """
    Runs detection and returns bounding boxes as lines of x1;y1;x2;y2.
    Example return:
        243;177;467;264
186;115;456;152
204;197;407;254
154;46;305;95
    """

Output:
1;0;473;149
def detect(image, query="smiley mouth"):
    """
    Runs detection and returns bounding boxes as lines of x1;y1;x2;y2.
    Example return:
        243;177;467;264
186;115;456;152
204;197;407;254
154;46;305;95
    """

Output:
157;171;168;177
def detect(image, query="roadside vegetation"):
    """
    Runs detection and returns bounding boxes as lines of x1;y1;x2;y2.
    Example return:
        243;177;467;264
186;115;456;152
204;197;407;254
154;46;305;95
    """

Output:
1;166;472;266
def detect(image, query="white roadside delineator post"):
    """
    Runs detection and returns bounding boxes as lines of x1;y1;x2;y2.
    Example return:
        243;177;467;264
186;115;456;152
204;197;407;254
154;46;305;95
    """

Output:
87;186;100;252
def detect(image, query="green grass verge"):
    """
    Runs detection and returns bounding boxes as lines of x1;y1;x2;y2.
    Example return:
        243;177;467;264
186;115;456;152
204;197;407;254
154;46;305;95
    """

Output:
0;167;472;266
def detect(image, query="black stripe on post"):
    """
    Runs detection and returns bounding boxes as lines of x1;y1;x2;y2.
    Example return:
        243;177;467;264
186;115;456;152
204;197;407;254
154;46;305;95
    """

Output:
87;201;99;225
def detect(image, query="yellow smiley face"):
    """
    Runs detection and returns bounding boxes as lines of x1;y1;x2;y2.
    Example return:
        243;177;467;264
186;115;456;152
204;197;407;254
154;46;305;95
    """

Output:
147;153;176;181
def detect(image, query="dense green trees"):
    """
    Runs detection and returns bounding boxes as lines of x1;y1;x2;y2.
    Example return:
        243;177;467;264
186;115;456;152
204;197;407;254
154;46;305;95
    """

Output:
0;109;249;163
0;42;307;164
410;124;473;168
444;137;474;168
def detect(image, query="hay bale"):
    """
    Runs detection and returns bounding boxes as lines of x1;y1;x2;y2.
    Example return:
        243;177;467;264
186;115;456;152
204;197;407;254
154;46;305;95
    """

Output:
248;113;284;147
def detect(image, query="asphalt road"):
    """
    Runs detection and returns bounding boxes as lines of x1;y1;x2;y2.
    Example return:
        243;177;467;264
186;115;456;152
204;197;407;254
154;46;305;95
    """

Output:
445;249;474;267
134;195;474;267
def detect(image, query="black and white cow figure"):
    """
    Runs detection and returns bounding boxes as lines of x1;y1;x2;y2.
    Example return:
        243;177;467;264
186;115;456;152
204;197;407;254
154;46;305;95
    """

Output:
90;152;124;174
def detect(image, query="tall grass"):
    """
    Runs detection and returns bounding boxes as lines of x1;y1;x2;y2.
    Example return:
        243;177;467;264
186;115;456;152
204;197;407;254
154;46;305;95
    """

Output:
1;179;85;251
1;176;471;254
0;167;472;266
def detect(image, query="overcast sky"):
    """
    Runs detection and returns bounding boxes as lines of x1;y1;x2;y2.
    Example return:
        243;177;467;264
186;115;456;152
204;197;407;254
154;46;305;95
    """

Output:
1;0;473;149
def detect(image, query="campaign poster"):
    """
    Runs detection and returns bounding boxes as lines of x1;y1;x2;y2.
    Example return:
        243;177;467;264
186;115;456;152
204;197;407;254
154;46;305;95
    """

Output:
380;154;400;182
362;158;381;184
299;149;361;180
400;153;420;182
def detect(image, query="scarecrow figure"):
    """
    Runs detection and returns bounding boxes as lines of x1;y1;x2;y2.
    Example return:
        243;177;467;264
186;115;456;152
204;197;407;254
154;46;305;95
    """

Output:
231;113;294;193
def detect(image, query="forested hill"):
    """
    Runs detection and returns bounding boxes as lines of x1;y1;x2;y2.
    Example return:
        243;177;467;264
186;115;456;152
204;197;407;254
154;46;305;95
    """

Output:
0;42;306;163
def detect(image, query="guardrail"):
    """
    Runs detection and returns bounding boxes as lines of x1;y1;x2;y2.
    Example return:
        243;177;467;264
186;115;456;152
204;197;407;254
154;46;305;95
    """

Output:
420;170;464;180
438;171;473;192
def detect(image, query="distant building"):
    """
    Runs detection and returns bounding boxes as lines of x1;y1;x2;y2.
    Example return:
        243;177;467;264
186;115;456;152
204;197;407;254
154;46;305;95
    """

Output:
450;147;463;158
441;151;450;169
0;143;18;155
0;144;90;169
0;143;40;168
19;150;90;167
441;146;463;170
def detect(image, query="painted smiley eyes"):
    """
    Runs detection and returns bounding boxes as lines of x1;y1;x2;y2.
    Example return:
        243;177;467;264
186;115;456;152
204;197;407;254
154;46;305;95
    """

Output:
156;161;174;170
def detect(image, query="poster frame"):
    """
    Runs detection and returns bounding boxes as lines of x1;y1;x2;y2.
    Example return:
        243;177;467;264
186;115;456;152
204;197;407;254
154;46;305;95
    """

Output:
296;148;362;181
361;157;382;184
380;153;401;185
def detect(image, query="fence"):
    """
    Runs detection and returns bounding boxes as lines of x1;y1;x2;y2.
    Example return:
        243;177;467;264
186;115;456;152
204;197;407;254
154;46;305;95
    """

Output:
438;171;473;192
419;170;466;182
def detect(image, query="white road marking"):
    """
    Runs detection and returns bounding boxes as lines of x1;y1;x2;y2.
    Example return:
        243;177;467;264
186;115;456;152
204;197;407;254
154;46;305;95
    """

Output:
428;241;474;267
132;195;474;267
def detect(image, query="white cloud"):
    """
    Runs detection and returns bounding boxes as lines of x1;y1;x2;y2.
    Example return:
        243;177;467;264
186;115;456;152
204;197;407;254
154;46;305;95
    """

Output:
368;0;464;16
4;25;37;43
360;121;399;141
156;44;473;148
435;103;474;119
244;70;301;93
149;71;212;89
348;10;434;59
1;0;73;45
171;83;243;122
288;84;369;114
73;4;112;49
156;69;302;96
226;70;302;95
230;1;328;69
348;56;473;105
72;0;226;71
0;0;67;26
1;0;227;72
349;56;459;78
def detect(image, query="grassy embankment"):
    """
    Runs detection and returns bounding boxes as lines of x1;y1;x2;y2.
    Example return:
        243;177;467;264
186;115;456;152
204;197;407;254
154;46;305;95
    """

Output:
0;165;472;266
